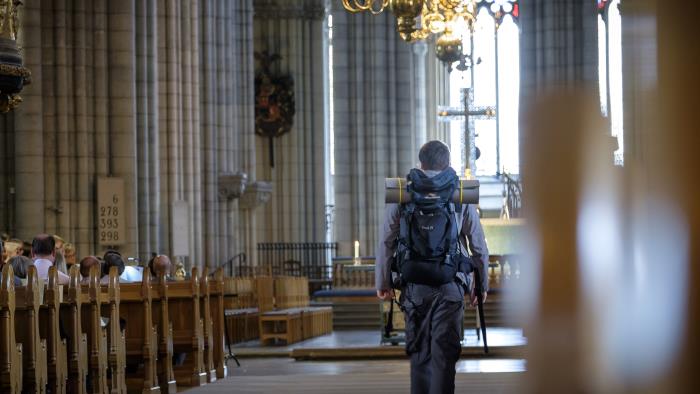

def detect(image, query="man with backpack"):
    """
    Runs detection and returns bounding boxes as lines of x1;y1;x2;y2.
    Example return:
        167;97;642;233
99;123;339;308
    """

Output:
376;140;489;394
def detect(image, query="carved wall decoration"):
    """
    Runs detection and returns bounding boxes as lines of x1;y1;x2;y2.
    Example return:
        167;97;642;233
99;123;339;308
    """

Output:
254;51;295;167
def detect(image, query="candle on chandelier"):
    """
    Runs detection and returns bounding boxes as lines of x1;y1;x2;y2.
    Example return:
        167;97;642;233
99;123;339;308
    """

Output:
354;240;360;264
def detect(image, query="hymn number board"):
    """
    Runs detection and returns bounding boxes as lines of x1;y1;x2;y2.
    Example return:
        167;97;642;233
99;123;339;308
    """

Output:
97;177;126;246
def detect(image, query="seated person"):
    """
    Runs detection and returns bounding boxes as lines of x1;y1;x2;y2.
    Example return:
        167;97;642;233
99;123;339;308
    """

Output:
32;234;70;285
64;243;77;267
3;238;24;264
9;255;33;286
79;256;102;284
101;250;126;284
120;264;144;283
148;254;173;281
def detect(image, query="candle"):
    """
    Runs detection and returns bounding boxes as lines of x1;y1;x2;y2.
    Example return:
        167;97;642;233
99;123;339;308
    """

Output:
354;240;360;259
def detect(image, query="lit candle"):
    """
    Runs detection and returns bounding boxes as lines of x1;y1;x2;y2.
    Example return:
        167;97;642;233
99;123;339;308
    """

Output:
354;240;360;264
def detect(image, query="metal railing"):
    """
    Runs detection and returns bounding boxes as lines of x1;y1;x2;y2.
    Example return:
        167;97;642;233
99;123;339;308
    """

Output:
501;172;522;219
257;242;338;280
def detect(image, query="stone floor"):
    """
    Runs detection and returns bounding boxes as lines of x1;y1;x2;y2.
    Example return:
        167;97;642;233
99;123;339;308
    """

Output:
183;329;528;392
183;358;525;393
231;327;527;357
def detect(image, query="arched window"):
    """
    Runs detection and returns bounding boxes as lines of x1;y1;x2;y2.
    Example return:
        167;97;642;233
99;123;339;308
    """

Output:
598;0;624;166
447;0;520;176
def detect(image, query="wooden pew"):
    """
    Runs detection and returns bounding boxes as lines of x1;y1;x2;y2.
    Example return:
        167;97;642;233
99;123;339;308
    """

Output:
0;265;23;393
167;268;207;387
81;266;109;393
258;276;303;345
120;273;160;393
259;276;333;345
208;268;227;379
151;272;177;394
103;267;127;394
199;268;216;383
223;276;259;345
41;267;68;394
61;266;89;394
15;265;48;393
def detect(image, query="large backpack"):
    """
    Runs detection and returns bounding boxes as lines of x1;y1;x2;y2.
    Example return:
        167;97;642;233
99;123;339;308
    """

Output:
396;168;461;287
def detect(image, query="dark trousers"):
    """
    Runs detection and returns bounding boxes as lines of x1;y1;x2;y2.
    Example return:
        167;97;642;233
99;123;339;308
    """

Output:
401;282;464;394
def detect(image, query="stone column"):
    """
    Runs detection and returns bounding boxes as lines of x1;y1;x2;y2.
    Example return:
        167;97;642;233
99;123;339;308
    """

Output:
331;4;420;255
253;0;330;244
519;0;599;105
13;0;45;240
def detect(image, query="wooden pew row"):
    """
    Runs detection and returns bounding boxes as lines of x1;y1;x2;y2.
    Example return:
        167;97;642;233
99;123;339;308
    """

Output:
0;265;23;394
166;268;207;387
81;266;109;393
223;277;260;345
207;268;227;380
258;276;333;345
120;272;161;393
1;263;227;394
15;266;48;393
42;268;68;394
150;271;177;394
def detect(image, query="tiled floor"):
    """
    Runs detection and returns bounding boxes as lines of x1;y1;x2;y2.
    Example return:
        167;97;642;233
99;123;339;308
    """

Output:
232;327;527;357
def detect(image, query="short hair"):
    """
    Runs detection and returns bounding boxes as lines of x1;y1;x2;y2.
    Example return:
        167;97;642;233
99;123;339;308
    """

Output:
32;234;56;256
9;256;32;279
419;140;451;171
148;255;172;277
103;251;125;276
79;256;102;278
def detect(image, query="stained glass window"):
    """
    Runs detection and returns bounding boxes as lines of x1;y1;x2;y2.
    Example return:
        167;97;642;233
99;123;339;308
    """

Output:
447;0;520;176
598;0;624;166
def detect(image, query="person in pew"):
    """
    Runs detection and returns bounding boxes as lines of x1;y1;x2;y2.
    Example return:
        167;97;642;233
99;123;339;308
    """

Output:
101;250;127;284
32;234;70;285
9;255;33;286
3;238;24;264
53;234;69;274
79;255;102;284
64;242;77;267
148;254;174;280
100;250;145;283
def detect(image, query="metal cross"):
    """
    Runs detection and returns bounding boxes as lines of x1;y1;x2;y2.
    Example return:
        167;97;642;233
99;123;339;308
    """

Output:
438;88;496;175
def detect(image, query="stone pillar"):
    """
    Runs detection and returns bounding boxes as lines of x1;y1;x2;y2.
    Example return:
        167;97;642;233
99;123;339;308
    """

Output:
13;0;45;240
253;0;330;244
331;4;421;255
519;0;599;105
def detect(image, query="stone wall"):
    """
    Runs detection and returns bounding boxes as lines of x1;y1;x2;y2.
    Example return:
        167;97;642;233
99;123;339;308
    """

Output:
0;0;256;268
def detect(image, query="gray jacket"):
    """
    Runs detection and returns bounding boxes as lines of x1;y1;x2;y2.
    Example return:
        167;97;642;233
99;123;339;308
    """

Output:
375;171;490;292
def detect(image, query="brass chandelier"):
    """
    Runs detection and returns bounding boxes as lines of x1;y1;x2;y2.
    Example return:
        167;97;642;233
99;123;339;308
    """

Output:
342;0;478;69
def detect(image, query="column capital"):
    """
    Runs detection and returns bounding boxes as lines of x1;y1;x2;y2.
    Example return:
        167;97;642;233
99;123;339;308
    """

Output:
239;181;273;210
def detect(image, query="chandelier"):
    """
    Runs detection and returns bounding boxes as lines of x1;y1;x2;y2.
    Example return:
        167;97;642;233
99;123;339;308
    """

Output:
342;1;518;71
342;0;477;69
0;0;31;113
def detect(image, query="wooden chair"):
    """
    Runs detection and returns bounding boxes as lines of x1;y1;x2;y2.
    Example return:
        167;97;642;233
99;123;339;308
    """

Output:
0;265;23;393
41;267;68;394
167;268;207;387
258;276;303;345
81;266;109;394
15;265;49;393
120;273;160;393
151;272;177;394
61;266;88;394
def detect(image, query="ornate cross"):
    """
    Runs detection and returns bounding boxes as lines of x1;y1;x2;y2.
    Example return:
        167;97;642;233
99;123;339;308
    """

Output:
438;88;496;176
